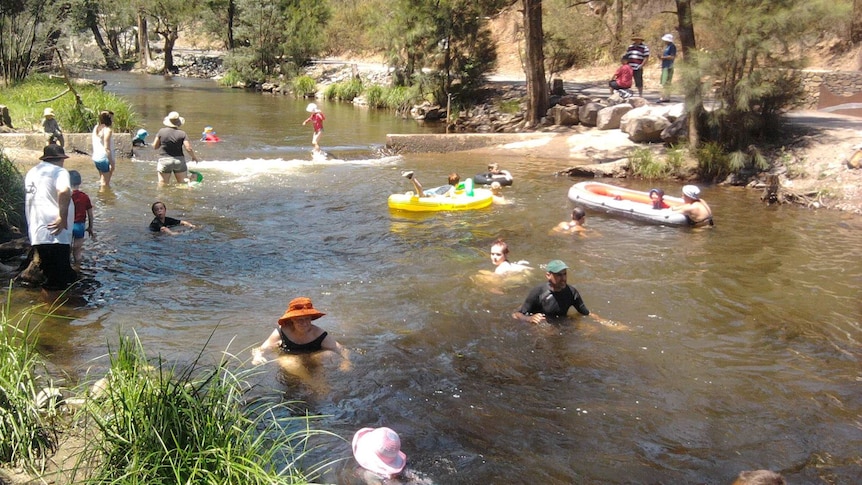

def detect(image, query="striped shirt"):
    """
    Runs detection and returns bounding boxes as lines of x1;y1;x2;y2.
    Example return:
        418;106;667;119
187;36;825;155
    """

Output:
625;42;650;70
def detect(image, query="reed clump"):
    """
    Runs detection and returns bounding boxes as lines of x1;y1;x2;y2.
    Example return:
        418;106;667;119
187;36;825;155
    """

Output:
72;332;339;484
0;290;58;471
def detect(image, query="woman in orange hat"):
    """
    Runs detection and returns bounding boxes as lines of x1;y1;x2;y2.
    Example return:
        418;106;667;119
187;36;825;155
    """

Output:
252;297;351;371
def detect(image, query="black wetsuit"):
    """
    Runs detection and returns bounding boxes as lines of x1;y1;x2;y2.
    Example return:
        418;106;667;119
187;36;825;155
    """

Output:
278;329;327;354
518;283;590;318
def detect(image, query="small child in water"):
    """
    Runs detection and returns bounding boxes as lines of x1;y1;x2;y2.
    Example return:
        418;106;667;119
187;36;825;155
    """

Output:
132;129;148;147
69;170;95;267
201;126;221;142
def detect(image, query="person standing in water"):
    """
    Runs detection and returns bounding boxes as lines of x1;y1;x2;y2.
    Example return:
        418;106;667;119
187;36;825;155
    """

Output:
302;103;326;154
91;110;116;188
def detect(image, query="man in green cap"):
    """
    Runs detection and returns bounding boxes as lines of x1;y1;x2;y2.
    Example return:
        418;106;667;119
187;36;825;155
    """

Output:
512;259;591;325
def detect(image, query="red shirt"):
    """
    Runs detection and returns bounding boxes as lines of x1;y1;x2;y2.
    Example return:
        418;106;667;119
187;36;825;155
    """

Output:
304;112;325;132
72;189;92;224
613;65;633;88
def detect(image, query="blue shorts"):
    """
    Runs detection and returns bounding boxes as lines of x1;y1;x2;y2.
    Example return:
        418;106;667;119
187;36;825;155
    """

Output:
93;158;111;173
73;222;86;239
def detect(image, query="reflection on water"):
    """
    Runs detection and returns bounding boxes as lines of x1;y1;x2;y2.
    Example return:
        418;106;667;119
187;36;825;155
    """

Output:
6;72;862;484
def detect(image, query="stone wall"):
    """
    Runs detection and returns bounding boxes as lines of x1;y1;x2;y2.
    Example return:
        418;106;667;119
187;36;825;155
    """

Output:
797;69;862;110
0;133;132;157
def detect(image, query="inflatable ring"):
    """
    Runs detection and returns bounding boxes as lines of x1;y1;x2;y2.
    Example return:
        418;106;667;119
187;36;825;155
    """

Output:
473;171;513;186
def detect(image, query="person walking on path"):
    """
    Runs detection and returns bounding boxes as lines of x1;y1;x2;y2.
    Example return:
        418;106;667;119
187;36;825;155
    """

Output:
658;33;677;103
91;110;116;188
302;103;326;154
152;111;200;186
24;145;77;300
624;34;650;97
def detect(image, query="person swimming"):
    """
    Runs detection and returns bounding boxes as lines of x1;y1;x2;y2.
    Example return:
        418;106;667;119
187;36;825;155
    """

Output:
201;126;221;142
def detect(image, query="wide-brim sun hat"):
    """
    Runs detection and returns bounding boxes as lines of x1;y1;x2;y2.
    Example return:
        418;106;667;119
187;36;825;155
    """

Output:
306;103;320;113
662;33;674;42
163;111;185;128
352;427;407;478
682;185;701;200
39;144;69;161
278;297;325;325
43;107;55;117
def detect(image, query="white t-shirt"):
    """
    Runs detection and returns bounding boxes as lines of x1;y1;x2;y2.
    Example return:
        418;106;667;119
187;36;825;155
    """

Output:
25;162;73;245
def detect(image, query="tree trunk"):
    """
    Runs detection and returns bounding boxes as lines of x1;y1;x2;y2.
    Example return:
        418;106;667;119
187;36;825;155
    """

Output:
163;27;178;75
227;0;236;49
676;0;702;149
522;0;548;128
138;13;151;67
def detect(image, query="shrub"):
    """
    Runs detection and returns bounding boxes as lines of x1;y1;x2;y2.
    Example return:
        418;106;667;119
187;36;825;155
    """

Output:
696;141;735;182
0;149;25;235
629;148;665;179
217;69;246;87
334;78;363;101
0;292;57;469
74;332;338;484
363;85;385;109
292;75;317;98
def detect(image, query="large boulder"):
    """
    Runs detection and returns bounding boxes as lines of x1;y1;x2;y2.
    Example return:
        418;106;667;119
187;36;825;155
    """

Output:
547;105;579;126
578;102;603;127
661;113;689;144
620;106;671;142
597;104;634;130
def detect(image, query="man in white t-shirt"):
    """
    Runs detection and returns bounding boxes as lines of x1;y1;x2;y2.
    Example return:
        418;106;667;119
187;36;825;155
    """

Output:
24;144;77;299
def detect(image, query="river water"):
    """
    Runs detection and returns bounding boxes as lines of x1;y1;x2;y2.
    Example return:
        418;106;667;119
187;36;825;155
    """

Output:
7;71;861;484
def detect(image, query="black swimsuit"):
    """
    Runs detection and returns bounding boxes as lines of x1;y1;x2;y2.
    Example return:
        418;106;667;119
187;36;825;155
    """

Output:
278;329;327;354
685;202;714;226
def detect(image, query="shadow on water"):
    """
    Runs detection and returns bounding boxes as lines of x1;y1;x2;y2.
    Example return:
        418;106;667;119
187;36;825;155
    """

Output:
6;71;862;484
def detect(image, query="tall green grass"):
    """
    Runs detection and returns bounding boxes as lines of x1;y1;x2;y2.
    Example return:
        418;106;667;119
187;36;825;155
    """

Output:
1;75;138;133
292;75;317;98
0;149;25;234
629;146;686;179
0;289;57;470
323;79;363;101
73;332;340;484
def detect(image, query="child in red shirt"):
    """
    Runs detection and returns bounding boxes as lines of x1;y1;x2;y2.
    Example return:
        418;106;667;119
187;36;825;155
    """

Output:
609;55;634;96
68;170;95;267
302;103;326;153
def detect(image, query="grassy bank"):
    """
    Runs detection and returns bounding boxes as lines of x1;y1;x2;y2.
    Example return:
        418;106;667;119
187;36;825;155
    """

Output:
1;75;138;134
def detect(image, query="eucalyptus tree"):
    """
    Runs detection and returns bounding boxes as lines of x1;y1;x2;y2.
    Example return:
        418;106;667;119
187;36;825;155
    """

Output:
0;0;67;82
141;0;201;74
522;0;547;127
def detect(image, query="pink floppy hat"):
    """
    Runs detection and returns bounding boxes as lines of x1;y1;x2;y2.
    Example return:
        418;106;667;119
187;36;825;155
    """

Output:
352;427;407;477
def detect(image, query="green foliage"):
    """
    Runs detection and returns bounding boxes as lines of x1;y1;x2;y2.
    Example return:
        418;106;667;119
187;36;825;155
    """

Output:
362;85;385;109
74;332;339;484
498;99;521;114
323;78;363;101
0;292;57;468
688;0;848;151
222;50;268;84
292;75;317;98
217;69;246;87
0;0;69;83
696;141;736;182
629;146;687;179
0;150;25;234
281;0;332;66
0;76;138;133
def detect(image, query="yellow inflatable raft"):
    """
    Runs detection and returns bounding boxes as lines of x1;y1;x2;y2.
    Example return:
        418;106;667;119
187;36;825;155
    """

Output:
388;188;494;212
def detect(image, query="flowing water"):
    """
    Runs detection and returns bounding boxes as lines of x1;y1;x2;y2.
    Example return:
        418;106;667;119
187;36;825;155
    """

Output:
7;71;862;484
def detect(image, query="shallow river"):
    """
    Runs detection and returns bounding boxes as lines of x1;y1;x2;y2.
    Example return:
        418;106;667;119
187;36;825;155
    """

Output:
7;71;862;484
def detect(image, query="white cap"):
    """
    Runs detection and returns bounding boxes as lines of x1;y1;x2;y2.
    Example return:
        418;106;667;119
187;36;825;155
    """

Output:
662;34;674;43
